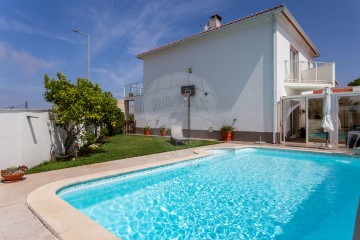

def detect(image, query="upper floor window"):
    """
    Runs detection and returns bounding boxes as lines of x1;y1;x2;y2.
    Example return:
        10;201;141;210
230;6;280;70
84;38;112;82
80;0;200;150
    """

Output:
290;47;299;80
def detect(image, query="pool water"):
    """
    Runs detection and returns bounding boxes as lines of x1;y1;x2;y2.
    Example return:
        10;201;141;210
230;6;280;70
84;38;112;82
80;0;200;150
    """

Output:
58;148;360;239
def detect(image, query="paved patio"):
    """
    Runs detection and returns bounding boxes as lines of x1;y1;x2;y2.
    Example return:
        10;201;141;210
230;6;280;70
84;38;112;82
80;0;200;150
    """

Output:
0;142;350;240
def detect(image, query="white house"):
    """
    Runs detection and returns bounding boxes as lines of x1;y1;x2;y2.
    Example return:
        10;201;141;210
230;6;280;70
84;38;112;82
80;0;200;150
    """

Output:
125;5;336;143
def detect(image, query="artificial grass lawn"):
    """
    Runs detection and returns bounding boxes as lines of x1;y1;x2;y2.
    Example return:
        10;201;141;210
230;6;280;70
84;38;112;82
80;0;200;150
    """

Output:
28;134;220;174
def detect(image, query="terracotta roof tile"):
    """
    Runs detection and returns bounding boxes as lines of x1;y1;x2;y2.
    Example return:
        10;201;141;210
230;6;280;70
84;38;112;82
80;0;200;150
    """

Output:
313;87;353;94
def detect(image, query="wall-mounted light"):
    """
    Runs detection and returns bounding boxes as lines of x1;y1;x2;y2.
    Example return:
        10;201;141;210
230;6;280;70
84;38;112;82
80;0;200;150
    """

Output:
231;118;237;128
188;67;192;74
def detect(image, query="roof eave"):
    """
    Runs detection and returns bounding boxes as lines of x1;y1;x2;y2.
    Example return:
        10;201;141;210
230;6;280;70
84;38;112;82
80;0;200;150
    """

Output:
137;5;321;59
280;7;321;57
137;5;286;59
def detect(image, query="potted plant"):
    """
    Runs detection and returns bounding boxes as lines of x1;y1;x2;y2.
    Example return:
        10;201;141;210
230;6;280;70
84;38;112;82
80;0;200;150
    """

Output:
220;125;234;141
159;125;168;136
1;165;28;182
144;126;151;136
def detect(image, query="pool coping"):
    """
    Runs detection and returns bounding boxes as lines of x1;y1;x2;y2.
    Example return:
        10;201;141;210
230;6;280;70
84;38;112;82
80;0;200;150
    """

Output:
27;148;215;240
26;145;357;240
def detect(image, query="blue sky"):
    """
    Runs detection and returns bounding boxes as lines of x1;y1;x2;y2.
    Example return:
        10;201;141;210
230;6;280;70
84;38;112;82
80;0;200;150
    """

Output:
1;0;359;108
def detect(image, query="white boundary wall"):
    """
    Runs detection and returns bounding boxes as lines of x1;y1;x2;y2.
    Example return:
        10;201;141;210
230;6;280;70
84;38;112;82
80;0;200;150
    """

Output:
0;110;65;169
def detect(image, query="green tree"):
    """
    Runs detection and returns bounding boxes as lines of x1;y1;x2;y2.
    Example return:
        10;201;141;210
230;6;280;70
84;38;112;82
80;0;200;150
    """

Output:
44;72;122;156
76;78;108;136
347;77;360;86
92;91;124;136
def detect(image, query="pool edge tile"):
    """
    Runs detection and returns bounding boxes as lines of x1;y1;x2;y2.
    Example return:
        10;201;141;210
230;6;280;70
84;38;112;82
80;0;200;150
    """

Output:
26;151;211;240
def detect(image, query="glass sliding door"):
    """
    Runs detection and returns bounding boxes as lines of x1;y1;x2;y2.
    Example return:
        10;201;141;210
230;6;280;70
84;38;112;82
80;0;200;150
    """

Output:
283;94;360;146
338;96;360;145
308;98;325;143
282;98;306;143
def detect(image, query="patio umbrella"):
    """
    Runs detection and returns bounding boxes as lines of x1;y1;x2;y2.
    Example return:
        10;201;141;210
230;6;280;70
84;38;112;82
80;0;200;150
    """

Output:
321;87;334;145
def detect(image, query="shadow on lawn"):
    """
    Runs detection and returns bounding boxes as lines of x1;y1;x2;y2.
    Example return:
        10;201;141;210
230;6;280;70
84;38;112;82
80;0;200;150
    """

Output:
78;148;107;157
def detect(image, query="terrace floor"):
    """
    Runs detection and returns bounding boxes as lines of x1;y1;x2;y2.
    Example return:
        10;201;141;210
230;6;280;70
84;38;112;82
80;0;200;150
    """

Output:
0;142;352;240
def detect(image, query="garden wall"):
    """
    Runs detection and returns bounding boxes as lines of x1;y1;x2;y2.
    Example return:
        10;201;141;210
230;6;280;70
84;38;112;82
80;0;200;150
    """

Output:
0;110;65;169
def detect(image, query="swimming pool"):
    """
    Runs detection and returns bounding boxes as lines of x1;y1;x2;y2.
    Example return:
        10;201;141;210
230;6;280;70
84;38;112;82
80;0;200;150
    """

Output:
58;148;360;239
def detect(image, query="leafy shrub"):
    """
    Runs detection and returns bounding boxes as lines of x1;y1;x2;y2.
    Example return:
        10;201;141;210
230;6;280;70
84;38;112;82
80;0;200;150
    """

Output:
106;110;124;136
159;125;167;131
88;144;99;151
220;125;234;132
83;132;96;146
97;127;110;143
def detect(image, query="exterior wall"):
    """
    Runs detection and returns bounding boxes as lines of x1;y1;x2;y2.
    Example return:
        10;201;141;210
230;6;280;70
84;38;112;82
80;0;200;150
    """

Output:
134;95;144;126
135;127;278;143
117;99;132;121
275;15;315;101
275;16;323;135
0;110;65;169
140;18;274;136
117;99;126;115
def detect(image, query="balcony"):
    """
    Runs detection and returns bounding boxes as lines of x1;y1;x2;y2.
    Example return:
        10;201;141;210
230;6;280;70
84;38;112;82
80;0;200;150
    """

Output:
284;61;335;91
123;81;143;99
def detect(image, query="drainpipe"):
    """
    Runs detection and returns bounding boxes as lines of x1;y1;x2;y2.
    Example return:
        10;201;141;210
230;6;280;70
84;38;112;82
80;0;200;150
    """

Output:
280;97;285;143
272;14;278;144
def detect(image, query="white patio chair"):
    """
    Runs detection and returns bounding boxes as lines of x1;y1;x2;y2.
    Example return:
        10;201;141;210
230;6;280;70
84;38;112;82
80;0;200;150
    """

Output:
170;124;188;145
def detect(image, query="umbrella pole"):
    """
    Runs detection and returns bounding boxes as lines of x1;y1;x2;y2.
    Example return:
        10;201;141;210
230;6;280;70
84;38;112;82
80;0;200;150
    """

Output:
326;132;329;146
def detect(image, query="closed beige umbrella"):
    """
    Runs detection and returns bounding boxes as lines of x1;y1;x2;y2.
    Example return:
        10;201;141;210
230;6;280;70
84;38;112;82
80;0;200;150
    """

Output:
321;87;334;146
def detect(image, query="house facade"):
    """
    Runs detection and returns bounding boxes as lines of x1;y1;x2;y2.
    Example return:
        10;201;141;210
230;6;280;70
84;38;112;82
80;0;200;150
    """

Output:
126;5;335;143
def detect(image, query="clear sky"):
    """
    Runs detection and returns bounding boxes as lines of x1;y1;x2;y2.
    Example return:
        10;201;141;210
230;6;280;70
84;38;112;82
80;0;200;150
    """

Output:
1;0;359;108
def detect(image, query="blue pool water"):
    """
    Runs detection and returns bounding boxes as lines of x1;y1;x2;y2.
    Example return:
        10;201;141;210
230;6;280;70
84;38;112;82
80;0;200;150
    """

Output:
58;148;360;239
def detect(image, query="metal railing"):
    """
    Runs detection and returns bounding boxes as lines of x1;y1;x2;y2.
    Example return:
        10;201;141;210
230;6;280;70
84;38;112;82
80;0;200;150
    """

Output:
285;61;335;84
124;81;144;97
124;121;136;134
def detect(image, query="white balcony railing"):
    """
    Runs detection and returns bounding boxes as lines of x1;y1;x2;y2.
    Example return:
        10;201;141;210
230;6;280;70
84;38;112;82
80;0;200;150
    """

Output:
124;81;143;97
285;61;335;84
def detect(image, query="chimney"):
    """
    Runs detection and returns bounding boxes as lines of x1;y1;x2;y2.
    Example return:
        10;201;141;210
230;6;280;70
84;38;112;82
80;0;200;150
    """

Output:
204;14;222;31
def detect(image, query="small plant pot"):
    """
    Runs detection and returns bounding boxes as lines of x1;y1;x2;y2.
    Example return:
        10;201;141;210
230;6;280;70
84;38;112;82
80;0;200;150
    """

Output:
1;172;25;182
221;131;232;142
144;129;151;136
160;130;167;136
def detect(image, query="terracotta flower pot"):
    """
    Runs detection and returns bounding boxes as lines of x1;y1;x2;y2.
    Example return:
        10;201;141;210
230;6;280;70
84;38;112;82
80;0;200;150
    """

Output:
144;129;151;136
1;172;25;182
221;131;232;141
160;130;167;136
